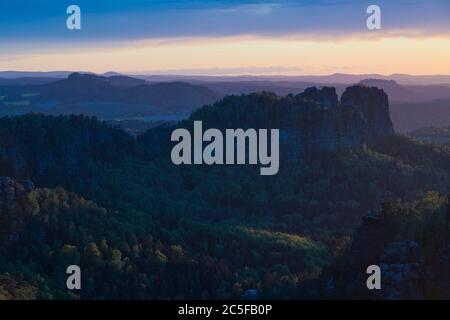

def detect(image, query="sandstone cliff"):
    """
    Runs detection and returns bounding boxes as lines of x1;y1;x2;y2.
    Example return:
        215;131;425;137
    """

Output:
327;206;450;299
185;85;395;160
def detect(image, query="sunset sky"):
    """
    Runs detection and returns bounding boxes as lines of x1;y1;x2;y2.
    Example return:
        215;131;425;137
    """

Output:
1;0;449;75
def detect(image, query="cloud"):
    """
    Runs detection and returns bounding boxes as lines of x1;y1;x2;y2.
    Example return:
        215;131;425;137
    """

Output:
0;0;449;53
213;3;281;16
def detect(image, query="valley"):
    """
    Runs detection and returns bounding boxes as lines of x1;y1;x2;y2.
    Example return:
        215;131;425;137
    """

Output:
1;73;448;134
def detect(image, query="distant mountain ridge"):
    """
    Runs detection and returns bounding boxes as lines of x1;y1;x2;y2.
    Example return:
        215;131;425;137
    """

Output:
40;73;221;111
0;77;60;86
1;71;449;132
2;71;450;85
358;79;450;102
390;98;450;133
0;73;222;115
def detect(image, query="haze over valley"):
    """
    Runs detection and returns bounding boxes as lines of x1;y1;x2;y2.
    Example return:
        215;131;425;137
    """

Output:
1;71;449;134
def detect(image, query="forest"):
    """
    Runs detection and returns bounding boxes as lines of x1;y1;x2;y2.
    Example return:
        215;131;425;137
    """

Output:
0;90;449;299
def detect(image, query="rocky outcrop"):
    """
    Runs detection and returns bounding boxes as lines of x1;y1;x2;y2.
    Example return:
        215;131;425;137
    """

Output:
297;86;338;109
375;240;450;300
330;207;450;300
141;85;395;161
341;85;394;138
378;241;424;299
280;85;394;159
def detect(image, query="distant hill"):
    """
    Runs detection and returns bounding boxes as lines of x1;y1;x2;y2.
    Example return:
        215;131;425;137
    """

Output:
138;73;450;86
40;73;221;111
0;71;82;78
359;79;450;103
359;79;411;102
2;72;449;130
106;75;147;87
0;73;222;117
129;81;221;108
390;98;450;133
0;77;60;86
356;79;450;132
3;71;450;85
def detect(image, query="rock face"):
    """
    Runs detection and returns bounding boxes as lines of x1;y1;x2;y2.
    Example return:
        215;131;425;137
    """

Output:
144;85;395;160
332;209;450;300
297;86;338;109
280;85;394;159
378;241;424;300
376;240;450;300
341;85;394;138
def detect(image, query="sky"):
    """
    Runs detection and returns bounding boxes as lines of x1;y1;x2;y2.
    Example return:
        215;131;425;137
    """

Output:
0;0;449;75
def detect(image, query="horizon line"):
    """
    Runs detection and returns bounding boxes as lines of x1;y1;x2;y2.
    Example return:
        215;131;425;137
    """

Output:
2;70;450;78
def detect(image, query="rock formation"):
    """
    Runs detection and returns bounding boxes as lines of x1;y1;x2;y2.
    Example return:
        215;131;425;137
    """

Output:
330;208;450;300
297;86;338;109
341;85;394;138
137;85;395;161
378;241;424;299
189;85;394;160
